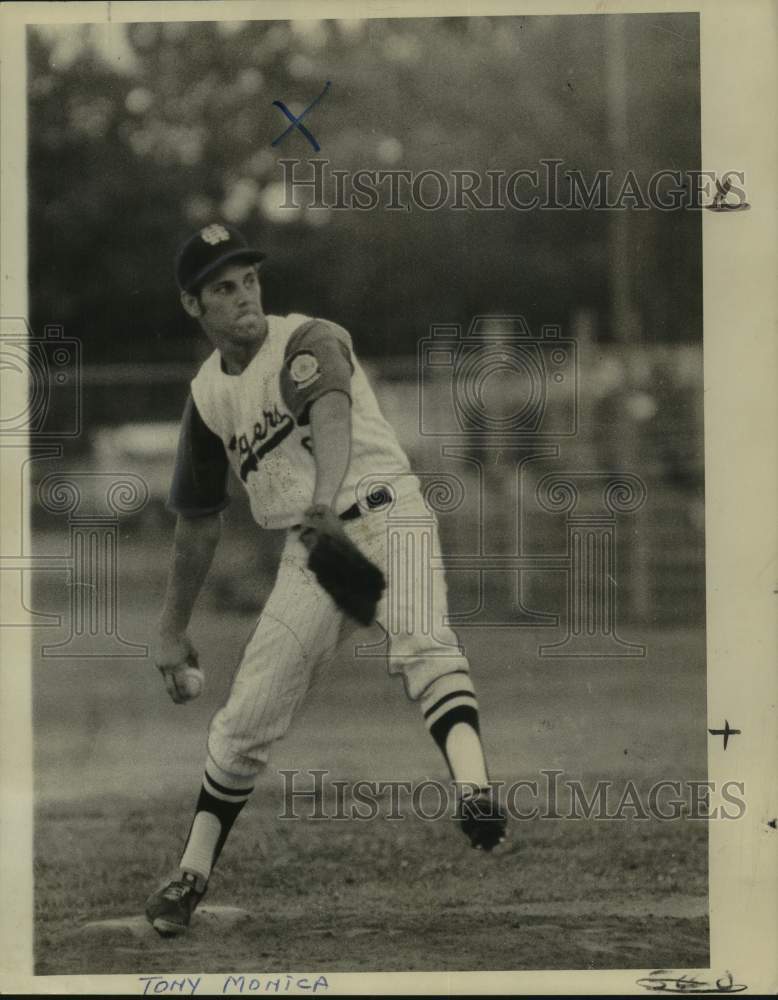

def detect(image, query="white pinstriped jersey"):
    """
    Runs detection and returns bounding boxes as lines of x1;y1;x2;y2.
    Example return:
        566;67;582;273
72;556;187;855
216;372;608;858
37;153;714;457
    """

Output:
190;313;411;529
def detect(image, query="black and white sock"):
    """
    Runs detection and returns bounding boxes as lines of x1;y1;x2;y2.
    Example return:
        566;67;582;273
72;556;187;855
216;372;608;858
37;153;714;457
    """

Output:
421;672;489;789
179;766;254;881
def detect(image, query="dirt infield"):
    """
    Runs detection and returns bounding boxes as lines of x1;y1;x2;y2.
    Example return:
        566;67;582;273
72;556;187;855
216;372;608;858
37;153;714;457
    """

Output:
32;585;708;974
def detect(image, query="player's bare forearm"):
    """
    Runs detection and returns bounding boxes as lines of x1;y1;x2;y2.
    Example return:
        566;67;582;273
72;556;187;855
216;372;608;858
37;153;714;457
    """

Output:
309;391;352;508
158;512;222;637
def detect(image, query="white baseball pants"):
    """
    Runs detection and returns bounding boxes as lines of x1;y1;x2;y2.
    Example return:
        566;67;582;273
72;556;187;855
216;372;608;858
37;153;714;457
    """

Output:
206;489;473;779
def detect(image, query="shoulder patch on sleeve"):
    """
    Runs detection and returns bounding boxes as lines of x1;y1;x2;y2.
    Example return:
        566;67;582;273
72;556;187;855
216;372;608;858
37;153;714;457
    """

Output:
288;350;322;387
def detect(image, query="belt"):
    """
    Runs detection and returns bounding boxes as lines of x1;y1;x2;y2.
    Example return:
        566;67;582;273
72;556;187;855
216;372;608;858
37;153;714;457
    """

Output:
292;487;393;529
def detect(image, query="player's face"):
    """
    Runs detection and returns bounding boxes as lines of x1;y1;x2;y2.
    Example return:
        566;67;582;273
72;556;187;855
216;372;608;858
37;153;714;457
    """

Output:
189;263;266;347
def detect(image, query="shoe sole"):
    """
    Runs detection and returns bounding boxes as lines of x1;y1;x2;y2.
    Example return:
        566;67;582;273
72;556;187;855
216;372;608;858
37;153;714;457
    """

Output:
473;835;507;851
151;917;190;938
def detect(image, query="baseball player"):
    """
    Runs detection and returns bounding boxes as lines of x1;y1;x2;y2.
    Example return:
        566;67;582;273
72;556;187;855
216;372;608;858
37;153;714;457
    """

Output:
145;223;507;936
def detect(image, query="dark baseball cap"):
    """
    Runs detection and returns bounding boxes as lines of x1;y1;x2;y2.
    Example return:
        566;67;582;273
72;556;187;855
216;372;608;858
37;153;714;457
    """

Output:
175;223;266;293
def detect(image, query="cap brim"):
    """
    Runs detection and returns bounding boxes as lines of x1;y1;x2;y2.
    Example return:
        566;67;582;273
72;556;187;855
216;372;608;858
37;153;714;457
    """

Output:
182;248;266;292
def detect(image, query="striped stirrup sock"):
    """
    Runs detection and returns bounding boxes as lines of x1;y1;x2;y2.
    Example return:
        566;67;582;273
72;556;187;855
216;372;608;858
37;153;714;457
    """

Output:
178;768;254;881
421;673;489;788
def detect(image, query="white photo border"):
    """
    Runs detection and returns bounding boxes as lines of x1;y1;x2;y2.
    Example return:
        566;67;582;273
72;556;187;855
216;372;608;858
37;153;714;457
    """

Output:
1;0;775;994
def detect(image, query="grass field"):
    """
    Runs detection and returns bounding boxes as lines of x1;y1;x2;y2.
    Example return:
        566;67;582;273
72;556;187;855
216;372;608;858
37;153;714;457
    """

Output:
32;566;708;975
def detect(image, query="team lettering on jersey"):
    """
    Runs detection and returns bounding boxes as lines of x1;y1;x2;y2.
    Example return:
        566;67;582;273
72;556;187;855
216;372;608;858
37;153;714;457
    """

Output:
228;405;295;482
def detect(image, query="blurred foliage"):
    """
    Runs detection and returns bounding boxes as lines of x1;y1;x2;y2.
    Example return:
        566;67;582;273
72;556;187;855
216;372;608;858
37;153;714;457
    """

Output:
28;14;701;364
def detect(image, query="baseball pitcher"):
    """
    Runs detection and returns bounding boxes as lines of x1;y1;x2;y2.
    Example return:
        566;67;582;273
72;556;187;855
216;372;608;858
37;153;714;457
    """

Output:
145;224;507;936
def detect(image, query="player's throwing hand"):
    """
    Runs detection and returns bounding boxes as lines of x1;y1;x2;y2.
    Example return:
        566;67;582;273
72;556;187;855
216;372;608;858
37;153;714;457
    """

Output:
154;631;204;704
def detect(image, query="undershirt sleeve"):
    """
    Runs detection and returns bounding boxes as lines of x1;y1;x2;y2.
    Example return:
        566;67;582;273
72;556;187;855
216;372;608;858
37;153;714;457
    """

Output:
167;393;231;517
280;319;354;426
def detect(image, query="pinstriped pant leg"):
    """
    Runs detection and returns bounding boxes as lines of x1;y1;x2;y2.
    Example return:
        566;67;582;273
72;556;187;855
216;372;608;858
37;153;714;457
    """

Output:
346;492;473;701
207;531;344;779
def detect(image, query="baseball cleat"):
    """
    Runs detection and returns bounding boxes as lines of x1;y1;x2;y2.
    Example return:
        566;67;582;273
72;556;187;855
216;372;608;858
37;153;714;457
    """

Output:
459;786;507;851
145;870;207;937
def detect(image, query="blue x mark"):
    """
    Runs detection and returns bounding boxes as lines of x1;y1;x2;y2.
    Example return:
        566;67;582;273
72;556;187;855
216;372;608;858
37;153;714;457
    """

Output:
271;81;331;152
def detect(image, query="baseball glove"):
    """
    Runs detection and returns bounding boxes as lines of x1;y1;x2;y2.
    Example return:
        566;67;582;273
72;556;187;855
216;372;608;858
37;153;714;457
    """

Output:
300;504;385;626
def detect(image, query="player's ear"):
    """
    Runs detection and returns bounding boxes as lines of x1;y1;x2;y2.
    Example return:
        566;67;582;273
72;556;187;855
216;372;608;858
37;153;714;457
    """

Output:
181;290;203;319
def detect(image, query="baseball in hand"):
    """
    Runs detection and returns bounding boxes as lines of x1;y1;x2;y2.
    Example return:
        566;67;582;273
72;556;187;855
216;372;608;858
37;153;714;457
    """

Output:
176;665;204;701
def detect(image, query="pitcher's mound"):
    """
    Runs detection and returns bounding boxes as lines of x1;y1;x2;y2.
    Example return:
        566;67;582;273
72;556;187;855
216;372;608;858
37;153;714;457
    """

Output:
77;905;251;939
